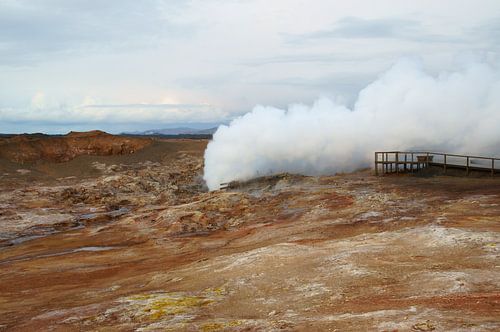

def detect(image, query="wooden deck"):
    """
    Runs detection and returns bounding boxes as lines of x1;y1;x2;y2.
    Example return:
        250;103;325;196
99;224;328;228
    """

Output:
375;151;500;176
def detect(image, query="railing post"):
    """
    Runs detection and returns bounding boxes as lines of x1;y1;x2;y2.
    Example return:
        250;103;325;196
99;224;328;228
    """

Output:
396;152;399;174
404;153;407;172
426;152;430;169
375;152;378;175
382;153;384;174
382;152;385;174
384;152;387;173
411;153;414;173
387;152;390;173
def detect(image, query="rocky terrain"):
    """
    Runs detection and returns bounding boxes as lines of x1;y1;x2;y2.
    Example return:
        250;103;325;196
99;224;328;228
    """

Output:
0;135;499;331
0;131;151;163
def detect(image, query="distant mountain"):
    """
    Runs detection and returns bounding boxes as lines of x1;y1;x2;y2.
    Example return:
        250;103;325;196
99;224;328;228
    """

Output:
192;127;219;135
122;127;218;136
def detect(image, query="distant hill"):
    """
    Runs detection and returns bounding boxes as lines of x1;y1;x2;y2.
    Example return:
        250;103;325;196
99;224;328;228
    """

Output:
122;127;218;136
0;130;151;164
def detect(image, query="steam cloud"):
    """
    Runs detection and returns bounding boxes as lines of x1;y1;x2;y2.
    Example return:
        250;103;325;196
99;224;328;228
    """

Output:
204;58;500;190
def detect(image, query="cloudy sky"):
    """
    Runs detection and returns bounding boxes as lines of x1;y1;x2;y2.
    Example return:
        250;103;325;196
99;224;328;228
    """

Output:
0;0;499;133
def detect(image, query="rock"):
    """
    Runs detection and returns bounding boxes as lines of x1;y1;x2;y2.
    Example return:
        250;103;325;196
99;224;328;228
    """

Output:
412;320;436;331
0;131;151;163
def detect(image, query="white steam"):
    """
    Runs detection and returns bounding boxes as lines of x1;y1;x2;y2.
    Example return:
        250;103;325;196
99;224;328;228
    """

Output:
204;59;500;190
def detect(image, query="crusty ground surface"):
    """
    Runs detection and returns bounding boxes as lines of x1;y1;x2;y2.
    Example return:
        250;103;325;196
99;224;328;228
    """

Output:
0;139;498;331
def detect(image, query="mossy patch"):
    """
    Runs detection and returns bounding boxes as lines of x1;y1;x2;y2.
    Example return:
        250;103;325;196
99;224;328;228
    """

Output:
204;286;227;296
145;295;213;320
121;287;227;323
200;320;243;332
85;286;231;330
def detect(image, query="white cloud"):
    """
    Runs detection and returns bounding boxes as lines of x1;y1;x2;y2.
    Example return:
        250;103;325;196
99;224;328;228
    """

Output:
0;101;228;124
30;92;46;110
204;58;500;189
0;0;499;132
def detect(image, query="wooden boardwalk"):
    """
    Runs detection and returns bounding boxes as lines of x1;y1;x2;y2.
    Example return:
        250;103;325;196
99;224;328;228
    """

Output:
375;151;500;176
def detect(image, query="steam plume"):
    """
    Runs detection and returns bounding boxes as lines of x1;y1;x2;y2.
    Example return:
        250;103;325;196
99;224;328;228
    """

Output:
204;58;500;190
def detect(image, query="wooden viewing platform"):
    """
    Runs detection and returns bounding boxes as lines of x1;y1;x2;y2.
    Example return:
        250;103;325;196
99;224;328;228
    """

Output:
375;151;500;176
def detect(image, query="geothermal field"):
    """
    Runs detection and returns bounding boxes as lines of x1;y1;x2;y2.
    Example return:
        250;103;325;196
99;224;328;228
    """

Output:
3;1;500;331
0;131;499;331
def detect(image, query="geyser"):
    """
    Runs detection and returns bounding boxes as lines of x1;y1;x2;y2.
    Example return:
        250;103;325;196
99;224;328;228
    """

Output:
204;58;500;190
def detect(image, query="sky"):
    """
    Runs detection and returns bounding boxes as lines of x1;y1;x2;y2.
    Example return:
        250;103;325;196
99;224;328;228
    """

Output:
0;0;499;134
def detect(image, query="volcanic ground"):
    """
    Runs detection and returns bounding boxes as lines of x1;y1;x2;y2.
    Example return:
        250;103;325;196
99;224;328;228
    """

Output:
0;135;499;331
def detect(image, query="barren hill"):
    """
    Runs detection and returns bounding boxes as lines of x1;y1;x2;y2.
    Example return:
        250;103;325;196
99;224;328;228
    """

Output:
0;130;152;163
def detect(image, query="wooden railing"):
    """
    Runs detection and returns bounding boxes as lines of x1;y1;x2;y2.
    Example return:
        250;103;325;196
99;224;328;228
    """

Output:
375;151;500;176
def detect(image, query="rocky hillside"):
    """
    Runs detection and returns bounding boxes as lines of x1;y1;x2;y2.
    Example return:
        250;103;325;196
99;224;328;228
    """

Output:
0;130;152;163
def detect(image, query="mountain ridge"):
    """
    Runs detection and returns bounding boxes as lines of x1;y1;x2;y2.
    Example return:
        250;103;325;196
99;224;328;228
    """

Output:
122;127;218;136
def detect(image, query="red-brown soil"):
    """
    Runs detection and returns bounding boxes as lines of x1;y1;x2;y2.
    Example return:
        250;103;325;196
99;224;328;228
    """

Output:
0;131;151;163
0;137;498;331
